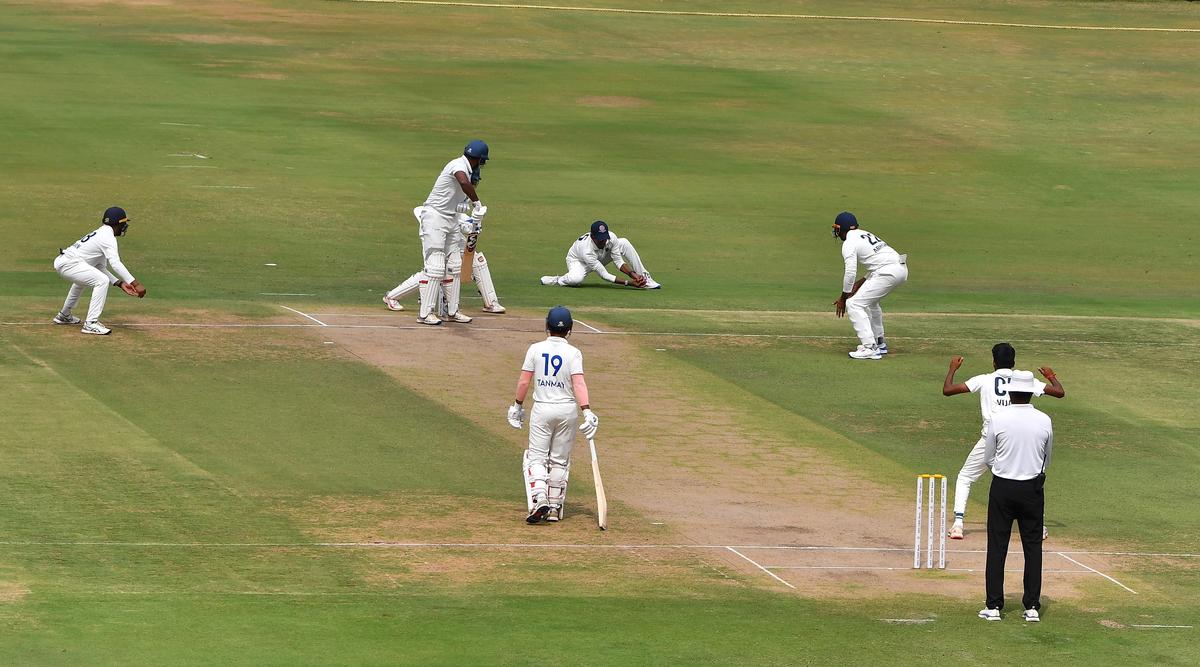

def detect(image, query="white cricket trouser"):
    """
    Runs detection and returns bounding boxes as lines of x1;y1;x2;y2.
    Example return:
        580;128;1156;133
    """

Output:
953;436;989;516
54;255;111;323
846;263;908;346
557;238;651;286
524;401;578;505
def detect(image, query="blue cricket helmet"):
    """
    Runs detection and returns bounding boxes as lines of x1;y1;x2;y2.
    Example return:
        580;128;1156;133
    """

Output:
546;306;573;334
464;139;489;164
103;206;130;236
832;211;858;239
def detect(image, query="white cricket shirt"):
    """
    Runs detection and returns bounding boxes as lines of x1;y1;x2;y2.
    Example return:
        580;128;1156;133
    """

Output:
841;228;903;292
423;155;473;217
60;225;135;284
566;233;626;283
984;404;1053;480
522;336;584;404
965;369;1047;436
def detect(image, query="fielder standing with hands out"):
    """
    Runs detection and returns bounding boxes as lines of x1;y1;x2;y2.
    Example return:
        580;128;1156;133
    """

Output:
507;306;600;524
831;212;907;360
978;370;1054;623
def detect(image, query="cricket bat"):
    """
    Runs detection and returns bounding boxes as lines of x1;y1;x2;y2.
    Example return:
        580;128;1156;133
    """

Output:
460;232;479;283
588;437;608;530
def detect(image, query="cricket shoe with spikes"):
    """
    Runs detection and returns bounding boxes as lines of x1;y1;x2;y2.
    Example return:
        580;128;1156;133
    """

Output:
81;321;111;335
445;312;473;324
643;275;662;289
526;500;551;524
540;275;558;286
948;523;964;540
382;296;404;311
848;344;882;360
416;314;442;326
53;312;81;325
481;303;506;314
545;506;561;523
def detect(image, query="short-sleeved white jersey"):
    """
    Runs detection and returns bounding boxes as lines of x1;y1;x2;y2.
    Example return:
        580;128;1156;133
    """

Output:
422;155;473;217
521;336;585;404
841;228;903;292
566;233;626;282
964;369;1047;436
60;225;135;284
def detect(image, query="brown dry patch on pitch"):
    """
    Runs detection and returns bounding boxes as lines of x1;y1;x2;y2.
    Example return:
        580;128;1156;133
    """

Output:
169;34;284;46
275;309;1102;601
577;96;653;109
0;582;30;603
239;72;288;80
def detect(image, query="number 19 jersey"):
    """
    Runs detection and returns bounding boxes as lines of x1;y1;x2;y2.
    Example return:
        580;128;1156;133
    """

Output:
522;336;585;404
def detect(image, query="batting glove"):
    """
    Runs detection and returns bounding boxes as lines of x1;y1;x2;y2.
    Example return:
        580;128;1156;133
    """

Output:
579;409;599;439
507;402;525;429
472;202;488;220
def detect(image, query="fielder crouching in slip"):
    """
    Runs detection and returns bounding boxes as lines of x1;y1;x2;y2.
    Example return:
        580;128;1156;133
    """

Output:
540;220;661;289
52;206;147;335
506;306;599;524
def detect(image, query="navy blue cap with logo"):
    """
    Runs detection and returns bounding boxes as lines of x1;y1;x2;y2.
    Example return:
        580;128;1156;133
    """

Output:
103;206;130;236
546;306;573;334
589;220;610;244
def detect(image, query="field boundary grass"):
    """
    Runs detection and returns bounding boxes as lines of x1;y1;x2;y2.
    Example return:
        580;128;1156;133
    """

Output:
339;0;1200;33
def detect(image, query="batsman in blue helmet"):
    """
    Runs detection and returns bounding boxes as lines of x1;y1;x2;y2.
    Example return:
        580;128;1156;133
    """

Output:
507;306;600;524
407;140;492;326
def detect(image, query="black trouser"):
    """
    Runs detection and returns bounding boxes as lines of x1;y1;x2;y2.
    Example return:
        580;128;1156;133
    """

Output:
985;473;1045;611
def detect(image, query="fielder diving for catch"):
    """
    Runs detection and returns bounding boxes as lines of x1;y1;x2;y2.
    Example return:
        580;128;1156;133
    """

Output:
540;220;661;289
831;211;907;360
52;206;147;335
394;140;490;325
507;306;600;524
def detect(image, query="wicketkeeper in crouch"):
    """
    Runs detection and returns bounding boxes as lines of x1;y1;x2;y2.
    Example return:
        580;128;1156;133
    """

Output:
52;206;147;335
408;139;490;325
507;306;600;524
541;220;661;289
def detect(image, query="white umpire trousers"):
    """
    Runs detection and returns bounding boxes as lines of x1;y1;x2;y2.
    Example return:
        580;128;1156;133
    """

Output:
846;263;908;346
54;255;111;323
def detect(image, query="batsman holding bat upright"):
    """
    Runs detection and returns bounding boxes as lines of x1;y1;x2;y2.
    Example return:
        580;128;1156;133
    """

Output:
405;140;489;325
507;306;600;524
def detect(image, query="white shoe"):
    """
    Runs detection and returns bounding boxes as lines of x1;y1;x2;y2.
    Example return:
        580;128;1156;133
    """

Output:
417;314;442;326
81;321;111;335
540;275;558;286
643;279;662;289
446;312;473;324
1042;526;1048;540
1023;609;1040;623
382;296;404;311
546;506;561;523
948;523;964;540
481;303;506;314
877;342;889;355
978;608;1001;622
53;312;81;325
848;344;882;360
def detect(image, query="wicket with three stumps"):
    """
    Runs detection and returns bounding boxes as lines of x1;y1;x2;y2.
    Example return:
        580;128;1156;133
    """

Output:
913;473;947;569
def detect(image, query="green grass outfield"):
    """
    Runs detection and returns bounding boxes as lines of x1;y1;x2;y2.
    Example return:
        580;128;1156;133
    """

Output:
2;0;1199;663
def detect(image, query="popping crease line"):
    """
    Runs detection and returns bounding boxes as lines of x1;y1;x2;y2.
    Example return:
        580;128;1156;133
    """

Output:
726;546;796;589
336;0;1200;33
1055;552;1138;594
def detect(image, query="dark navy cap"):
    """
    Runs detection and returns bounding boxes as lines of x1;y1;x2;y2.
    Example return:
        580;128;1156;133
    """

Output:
834;211;857;229
589;220;610;243
546;306;573;334
103;207;129;225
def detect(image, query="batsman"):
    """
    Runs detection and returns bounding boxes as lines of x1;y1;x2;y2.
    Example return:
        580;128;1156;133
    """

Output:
507;306;600;524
